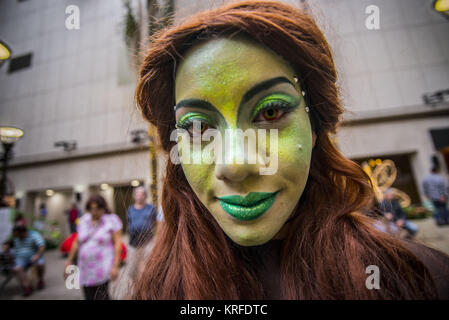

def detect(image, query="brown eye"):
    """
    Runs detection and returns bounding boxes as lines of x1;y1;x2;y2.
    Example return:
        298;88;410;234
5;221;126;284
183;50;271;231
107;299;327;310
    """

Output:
254;107;285;123
262;108;279;120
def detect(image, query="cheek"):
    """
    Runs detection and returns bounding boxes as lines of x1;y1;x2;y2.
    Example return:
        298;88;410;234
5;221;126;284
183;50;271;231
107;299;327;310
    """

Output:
181;162;213;199
178;136;217;200
277;121;313;183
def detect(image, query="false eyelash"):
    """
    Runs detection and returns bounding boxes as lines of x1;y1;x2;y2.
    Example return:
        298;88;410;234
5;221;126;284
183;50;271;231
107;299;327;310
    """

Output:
253;101;296;121
175;120;192;130
176;118;211;131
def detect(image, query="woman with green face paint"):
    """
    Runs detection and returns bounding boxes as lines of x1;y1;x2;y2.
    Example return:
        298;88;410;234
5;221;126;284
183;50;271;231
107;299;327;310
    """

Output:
132;1;449;299
174;37;314;247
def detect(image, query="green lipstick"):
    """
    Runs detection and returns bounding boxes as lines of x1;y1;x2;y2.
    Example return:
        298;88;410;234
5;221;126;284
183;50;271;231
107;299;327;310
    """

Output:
217;191;279;221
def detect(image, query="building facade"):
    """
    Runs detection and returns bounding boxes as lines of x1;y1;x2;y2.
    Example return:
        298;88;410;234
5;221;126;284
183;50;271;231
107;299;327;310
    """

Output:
1;0;448;237
0;0;157;237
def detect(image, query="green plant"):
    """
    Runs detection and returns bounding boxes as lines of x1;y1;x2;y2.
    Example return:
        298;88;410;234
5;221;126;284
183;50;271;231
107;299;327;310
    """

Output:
123;0;140;48
30;219;62;250
403;205;432;220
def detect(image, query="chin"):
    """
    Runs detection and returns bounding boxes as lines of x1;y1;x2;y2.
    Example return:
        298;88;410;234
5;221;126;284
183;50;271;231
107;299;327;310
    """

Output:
230;230;275;247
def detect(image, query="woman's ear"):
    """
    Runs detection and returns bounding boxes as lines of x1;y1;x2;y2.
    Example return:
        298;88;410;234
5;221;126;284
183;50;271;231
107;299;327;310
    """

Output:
312;131;317;148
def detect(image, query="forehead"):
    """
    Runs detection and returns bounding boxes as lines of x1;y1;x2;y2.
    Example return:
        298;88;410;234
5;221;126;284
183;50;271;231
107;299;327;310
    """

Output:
175;37;296;119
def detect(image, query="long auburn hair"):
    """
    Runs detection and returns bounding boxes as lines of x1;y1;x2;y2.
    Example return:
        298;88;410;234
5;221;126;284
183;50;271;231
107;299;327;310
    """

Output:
132;0;437;299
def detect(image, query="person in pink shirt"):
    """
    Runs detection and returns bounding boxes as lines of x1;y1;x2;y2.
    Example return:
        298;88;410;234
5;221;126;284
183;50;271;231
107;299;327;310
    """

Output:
64;195;122;300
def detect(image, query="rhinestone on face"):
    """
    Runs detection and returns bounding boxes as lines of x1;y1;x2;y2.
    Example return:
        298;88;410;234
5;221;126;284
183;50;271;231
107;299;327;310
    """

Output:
293;76;299;83
305;106;310;113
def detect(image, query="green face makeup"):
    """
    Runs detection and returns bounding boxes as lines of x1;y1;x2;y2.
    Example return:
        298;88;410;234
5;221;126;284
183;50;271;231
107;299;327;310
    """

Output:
251;93;300;128
252;93;299;118
176;112;215;135
174;37;314;246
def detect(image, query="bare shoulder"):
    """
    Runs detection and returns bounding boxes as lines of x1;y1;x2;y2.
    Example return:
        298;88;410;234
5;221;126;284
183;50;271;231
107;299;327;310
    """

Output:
402;240;449;299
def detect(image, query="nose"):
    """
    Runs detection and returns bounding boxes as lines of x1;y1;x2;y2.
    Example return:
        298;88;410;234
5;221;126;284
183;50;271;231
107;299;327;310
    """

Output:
214;161;259;182
213;131;261;182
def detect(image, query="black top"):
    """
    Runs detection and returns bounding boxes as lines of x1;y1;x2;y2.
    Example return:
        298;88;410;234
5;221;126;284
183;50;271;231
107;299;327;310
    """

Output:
404;240;449;299
247;239;449;299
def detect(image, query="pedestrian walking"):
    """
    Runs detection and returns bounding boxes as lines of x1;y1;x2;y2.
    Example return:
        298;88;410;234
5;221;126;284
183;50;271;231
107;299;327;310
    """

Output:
67;203;80;234
38;203;47;219
423;165;449;225
127;187;157;248
64;195;122;300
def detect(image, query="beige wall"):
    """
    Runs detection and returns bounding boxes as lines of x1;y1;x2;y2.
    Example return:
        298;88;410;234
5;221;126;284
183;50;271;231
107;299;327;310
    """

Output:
10;150;150;193
31;190;73;239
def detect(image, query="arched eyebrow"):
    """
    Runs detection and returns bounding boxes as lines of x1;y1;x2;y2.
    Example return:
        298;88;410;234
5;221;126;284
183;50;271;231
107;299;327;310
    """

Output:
174;99;227;125
174;76;296;123
176;76;295;110
237;76;297;122
239;76;296;107
174;99;216;112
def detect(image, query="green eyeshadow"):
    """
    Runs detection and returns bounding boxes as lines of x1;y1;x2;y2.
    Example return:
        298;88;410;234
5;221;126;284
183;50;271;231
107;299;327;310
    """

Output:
251;93;300;119
176;112;215;129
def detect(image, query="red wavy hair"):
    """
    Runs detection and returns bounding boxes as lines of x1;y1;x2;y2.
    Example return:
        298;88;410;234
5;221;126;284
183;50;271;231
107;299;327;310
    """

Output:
132;0;437;299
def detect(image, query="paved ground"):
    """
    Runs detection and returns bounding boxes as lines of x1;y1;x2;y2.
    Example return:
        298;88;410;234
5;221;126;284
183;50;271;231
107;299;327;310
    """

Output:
1;217;448;300
413;217;449;255
0;234;148;300
0;249;83;300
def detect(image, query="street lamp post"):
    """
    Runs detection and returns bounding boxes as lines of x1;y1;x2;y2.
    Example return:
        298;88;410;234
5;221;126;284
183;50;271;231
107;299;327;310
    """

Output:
434;0;449;18
0;41;11;59
0;40;12;69
0;127;24;203
148;125;158;207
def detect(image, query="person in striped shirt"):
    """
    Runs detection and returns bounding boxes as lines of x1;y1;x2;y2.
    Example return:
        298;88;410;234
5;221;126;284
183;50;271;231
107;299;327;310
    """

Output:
12;225;46;296
422;165;449;226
